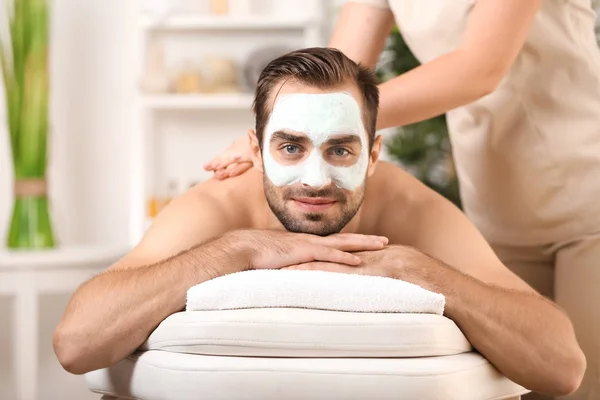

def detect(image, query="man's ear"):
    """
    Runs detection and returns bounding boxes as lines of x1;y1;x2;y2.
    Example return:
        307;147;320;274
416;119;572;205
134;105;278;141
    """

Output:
367;134;383;177
248;129;263;172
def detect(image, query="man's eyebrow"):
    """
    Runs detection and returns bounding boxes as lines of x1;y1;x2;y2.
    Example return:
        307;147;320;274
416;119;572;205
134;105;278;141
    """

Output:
324;135;361;146
270;131;309;144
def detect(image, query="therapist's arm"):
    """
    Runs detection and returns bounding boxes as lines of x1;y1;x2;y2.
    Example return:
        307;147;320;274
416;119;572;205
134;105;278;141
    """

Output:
331;0;542;130
329;2;396;70
376;0;541;129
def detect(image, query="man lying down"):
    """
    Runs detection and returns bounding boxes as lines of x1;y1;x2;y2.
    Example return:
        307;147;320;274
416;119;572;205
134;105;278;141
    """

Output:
53;47;585;397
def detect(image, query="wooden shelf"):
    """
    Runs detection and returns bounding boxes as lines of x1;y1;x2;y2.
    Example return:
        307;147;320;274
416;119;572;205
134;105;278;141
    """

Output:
140;14;311;31
142;93;255;110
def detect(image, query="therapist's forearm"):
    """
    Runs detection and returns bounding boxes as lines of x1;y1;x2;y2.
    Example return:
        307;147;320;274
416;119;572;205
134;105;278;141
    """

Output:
427;267;586;396
375;50;500;130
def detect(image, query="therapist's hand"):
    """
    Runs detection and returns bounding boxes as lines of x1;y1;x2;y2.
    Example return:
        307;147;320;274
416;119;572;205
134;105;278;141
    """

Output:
204;134;254;180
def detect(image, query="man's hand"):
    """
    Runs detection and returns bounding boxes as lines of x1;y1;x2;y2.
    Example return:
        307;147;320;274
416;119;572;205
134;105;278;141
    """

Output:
284;245;438;289
230;229;390;270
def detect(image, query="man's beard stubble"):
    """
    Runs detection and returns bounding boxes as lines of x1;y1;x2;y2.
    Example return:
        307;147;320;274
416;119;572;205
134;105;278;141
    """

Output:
263;176;365;236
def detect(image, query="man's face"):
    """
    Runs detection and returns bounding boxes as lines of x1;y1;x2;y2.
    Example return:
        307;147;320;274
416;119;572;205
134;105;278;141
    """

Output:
258;83;373;236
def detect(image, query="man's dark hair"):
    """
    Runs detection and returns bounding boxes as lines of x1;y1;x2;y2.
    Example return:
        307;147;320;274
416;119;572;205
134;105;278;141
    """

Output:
252;47;379;148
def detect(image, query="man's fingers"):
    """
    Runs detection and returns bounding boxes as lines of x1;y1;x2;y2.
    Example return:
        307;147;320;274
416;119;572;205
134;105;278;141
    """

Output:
285;262;357;274
305;233;387;243
289;244;360;266
312;234;388;251
329;233;389;245
308;246;361;265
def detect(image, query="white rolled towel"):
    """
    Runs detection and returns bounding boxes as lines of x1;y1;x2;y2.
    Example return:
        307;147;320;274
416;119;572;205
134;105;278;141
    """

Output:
186;269;445;315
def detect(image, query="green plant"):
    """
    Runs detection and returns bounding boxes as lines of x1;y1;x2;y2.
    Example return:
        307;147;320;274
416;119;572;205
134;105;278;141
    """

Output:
1;0;55;248
376;27;462;208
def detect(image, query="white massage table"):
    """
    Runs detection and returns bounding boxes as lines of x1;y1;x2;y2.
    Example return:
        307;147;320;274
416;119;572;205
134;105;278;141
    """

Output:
85;309;528;399
85;270;530;399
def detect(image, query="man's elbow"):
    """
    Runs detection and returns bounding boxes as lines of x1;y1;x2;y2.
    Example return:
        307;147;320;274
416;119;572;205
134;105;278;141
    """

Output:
548;348;587;397
53;326;102;375
53;328;86;374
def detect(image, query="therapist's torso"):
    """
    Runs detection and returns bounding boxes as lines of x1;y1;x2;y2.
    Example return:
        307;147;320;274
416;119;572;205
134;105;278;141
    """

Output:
383;0;600;246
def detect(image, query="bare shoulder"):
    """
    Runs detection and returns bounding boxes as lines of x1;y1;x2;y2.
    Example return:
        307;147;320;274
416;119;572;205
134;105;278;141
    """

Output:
363;161;439;241
188;167;265;223
367;161;533;291
109;169;264;270
367;160;433;201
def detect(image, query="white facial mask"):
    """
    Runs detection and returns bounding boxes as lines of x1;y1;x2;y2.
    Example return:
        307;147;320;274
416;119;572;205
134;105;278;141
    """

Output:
262;92;369;191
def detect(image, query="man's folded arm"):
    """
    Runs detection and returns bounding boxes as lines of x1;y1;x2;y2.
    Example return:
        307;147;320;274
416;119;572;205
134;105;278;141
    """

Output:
392;182;586;397
412;253;586;396
52;191;240;375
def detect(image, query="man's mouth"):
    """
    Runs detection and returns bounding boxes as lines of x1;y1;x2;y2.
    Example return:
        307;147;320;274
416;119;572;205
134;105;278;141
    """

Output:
292;197;337;212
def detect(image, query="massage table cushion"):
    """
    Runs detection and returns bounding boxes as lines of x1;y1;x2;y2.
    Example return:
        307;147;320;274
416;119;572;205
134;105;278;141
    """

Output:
86;308;528;399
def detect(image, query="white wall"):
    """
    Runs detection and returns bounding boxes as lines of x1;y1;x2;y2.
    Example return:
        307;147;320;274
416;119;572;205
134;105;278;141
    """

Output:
0;0;137;398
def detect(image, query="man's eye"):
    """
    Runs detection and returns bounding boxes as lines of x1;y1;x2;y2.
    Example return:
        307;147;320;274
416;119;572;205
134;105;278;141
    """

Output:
284;145;299;154
332;147;349;157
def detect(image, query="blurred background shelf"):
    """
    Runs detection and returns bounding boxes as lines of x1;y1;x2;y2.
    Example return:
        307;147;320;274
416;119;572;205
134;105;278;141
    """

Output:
130;0;330;244
142;93;255;110
140;14;312;31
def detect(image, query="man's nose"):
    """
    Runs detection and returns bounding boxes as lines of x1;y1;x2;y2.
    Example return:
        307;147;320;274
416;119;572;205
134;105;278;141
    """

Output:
301;170;331;189
300;154;332;189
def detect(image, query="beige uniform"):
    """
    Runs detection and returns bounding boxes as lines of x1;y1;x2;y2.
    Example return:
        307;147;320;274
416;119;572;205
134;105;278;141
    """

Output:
349;1;600;399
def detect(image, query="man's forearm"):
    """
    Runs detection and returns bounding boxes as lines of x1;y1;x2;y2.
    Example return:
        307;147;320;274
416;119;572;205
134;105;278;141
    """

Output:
53;234;243;374
418;265;585;396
